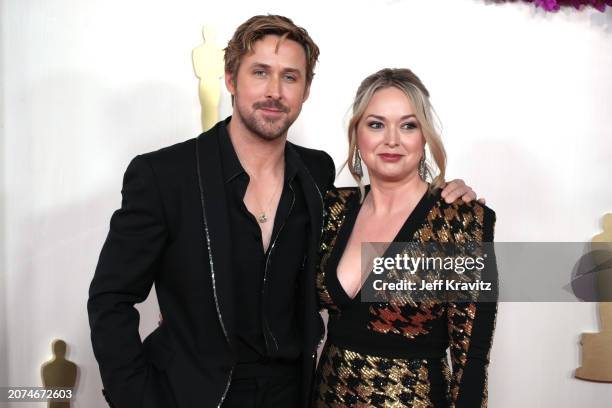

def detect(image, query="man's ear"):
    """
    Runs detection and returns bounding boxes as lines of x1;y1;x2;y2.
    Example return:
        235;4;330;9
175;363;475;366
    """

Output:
225;71;236;95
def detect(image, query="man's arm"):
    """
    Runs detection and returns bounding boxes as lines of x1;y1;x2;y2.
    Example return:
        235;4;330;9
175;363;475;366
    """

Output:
441;179;484;204
88;155;168;408
323;151;336;192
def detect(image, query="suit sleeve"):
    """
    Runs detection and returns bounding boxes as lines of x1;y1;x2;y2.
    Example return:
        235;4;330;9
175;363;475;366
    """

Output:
447;207;497;408
322;151;336;192
88;155;168;408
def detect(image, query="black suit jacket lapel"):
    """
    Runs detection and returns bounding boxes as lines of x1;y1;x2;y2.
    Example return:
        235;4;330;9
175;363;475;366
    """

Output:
287;145;325;272
195;126;235;348
287;144;325;233
287;145;327;405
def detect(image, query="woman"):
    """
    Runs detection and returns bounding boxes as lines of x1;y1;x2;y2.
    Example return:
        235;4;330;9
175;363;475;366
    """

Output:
313;68;497;407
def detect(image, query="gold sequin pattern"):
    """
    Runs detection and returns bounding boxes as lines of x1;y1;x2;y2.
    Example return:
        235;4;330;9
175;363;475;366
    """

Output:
316;188;355;314
313;343;450;407
447;303;476;400
367;300;445;338
416;199;485;244
316;191;496;407
366;198;488;339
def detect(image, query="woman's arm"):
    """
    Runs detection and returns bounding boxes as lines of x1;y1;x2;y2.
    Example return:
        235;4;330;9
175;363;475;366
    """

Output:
447;206;498;408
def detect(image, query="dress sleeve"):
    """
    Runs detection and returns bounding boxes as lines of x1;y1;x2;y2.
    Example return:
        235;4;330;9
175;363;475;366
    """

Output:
447;207;497;408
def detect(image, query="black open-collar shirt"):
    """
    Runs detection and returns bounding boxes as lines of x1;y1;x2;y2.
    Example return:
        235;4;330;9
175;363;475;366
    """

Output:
219;124;309;364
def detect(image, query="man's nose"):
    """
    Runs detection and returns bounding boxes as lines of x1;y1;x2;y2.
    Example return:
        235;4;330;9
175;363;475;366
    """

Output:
265;75;282;99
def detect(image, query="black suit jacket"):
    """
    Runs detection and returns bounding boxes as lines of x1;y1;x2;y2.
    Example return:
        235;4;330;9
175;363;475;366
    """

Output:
88;118;335;408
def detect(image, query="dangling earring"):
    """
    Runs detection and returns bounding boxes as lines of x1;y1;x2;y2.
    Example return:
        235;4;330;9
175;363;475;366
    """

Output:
418;150;427;180
353;147;363;178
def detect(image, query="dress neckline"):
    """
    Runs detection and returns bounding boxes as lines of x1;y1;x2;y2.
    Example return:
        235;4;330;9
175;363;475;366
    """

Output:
325;186;440;306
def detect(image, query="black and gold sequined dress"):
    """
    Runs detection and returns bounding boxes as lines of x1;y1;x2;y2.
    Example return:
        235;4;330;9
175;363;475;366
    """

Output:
313;187;497;408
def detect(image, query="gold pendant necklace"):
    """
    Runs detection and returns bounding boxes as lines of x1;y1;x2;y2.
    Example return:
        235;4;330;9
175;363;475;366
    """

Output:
254;175;283;224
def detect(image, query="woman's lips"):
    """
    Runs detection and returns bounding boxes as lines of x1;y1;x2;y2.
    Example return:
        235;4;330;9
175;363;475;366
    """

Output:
378;153;403;162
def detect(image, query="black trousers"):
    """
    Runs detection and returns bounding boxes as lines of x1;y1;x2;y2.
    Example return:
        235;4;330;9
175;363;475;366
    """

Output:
222;361;301;408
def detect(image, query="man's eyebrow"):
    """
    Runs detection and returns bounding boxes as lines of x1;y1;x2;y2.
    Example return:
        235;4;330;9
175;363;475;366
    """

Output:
248;63;303;75
283;68;302;75
249;62;271;69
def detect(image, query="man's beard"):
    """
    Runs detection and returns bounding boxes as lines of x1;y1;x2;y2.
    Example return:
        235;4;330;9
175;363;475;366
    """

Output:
236;97;295;141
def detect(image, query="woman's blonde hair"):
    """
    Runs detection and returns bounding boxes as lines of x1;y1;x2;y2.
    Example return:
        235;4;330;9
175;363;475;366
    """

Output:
346;68;447;199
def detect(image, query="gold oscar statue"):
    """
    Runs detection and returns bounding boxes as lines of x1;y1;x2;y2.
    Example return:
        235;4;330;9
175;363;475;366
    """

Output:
41;339;77;407
576;213;612;382
192;25;224;131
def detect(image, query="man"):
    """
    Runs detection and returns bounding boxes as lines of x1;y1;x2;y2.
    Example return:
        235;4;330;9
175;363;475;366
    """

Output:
88;15;476;408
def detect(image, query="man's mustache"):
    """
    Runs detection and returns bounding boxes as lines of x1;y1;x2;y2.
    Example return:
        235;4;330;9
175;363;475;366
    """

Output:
253;100;289;113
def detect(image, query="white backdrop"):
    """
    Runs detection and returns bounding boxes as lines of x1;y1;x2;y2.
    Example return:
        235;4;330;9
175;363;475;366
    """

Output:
1;0;612;407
